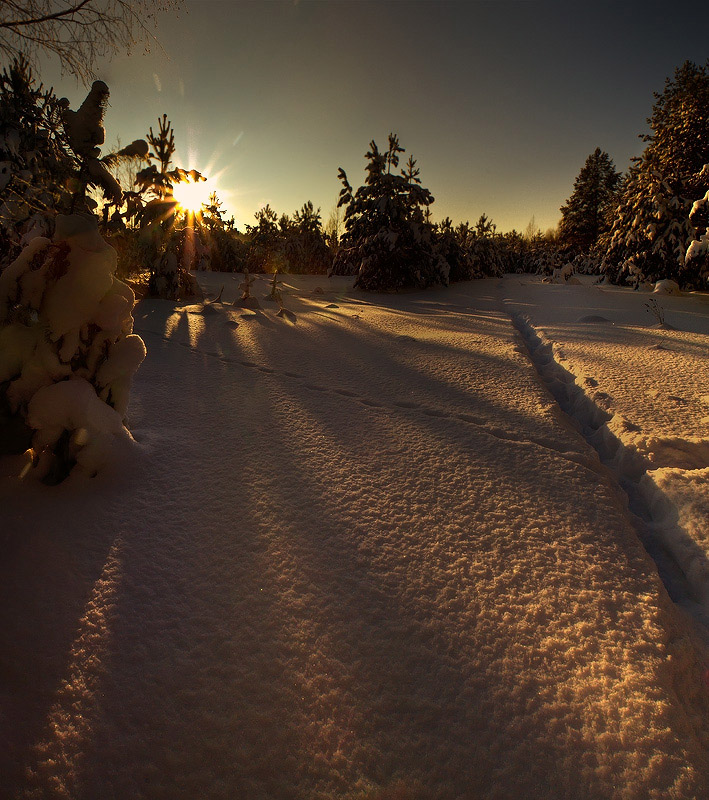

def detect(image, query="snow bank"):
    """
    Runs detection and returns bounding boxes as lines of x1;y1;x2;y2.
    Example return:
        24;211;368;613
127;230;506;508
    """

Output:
501;275;709;624
0;214;145;481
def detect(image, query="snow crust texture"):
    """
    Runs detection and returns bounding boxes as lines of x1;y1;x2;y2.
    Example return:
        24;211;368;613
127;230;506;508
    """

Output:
1;273;708;799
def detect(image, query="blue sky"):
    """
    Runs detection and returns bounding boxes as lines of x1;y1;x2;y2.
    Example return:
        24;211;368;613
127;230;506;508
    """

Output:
41;0;709;233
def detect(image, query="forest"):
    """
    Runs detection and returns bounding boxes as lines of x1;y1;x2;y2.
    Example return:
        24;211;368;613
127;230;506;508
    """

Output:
1;58;708;301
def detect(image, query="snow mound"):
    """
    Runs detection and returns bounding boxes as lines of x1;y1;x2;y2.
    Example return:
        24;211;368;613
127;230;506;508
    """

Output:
0;214;145;481
653;279;681;295
28;378;131;477
578;314;612;323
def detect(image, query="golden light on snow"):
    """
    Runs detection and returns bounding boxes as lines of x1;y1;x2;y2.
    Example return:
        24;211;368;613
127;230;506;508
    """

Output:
172;178;215;214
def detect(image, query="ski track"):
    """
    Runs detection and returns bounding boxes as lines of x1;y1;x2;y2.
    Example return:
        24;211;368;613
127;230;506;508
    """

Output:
509;310;709;634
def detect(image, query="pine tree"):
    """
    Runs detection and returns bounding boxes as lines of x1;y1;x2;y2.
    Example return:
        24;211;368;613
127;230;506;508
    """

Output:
558;148;620;253
285;201;331;274
332;134;447;290
601;61;709;288
245;204;284;273
0;58;76;266
683;168;709;287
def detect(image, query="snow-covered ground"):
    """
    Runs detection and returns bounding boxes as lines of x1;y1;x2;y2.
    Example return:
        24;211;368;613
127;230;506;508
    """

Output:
1;273;708;799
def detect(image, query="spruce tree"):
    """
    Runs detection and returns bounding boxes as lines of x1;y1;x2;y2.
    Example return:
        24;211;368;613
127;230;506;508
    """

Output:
332;134;446;290
286;201;331;274
601;61;709;288
558;148;620;253
0;58;76;266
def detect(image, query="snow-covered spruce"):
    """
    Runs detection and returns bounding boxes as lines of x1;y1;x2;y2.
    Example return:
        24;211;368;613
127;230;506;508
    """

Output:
332;134;448;291
600;61;709;289
0;214;145;482
684;184;709;288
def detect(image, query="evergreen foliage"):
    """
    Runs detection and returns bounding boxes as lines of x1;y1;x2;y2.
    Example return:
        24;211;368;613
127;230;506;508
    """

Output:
0;58;75;267
245;204;282;273
601;61;709;288
287;201;331;273
244;201;331;274
332;134;447;291
684;176;709;287
558;148;620;253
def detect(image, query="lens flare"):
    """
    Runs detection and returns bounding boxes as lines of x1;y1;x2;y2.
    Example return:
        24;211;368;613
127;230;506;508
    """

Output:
172;179;215;214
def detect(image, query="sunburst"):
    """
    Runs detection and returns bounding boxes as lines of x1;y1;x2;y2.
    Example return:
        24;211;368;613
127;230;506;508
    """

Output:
172;178;215;214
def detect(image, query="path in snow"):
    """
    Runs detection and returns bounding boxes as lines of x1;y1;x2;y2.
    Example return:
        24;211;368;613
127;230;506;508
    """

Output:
499;279;709;633
1;274;708;799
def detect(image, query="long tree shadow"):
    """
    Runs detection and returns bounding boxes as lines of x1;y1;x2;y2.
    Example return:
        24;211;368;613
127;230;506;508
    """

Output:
0;471;135;795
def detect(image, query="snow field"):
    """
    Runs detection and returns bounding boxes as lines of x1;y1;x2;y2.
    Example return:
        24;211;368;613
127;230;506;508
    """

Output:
501;278;709;629
1;273;708;798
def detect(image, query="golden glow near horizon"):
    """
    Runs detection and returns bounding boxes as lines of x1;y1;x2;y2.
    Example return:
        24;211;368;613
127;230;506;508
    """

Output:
172;178;216;214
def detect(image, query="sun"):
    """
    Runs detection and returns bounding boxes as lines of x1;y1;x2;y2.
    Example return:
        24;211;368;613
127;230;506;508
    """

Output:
172;178;214;214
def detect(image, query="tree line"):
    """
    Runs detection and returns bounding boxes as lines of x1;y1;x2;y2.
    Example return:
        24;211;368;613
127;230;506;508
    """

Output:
0;57;707;297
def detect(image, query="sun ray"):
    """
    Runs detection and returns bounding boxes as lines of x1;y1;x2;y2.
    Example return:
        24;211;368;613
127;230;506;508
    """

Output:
172;178;216;214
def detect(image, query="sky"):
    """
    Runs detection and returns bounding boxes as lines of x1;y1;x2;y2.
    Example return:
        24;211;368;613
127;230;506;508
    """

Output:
39;0;709;233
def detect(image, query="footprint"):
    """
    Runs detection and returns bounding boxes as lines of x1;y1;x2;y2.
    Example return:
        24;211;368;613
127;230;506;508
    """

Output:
258;367;275;374
239;360;257;367
360;398;383;407
334;388;357;397
457;413;484;425
422;408;447;418
305;384;326;392
394;401;419;409
284;371;302;378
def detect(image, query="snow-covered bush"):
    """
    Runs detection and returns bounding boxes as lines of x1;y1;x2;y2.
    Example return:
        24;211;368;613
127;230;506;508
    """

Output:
0;214;145;482
0;80;146;483
148;225;204;299
332;135;447;291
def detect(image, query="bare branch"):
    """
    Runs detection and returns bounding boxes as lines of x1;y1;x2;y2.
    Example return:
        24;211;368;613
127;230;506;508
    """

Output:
0;0;94;30
0;1;181;84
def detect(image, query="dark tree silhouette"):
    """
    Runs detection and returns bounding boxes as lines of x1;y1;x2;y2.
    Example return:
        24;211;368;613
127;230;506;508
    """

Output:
558;148;620;253
601;60;709;288
333;134;446;291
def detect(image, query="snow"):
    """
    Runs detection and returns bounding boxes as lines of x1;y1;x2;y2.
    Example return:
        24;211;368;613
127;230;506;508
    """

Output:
1;272;709;798
653;279;681;295
27;378;132;476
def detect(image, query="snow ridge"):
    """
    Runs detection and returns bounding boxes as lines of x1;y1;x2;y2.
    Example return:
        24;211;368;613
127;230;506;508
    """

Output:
512;313;709;631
